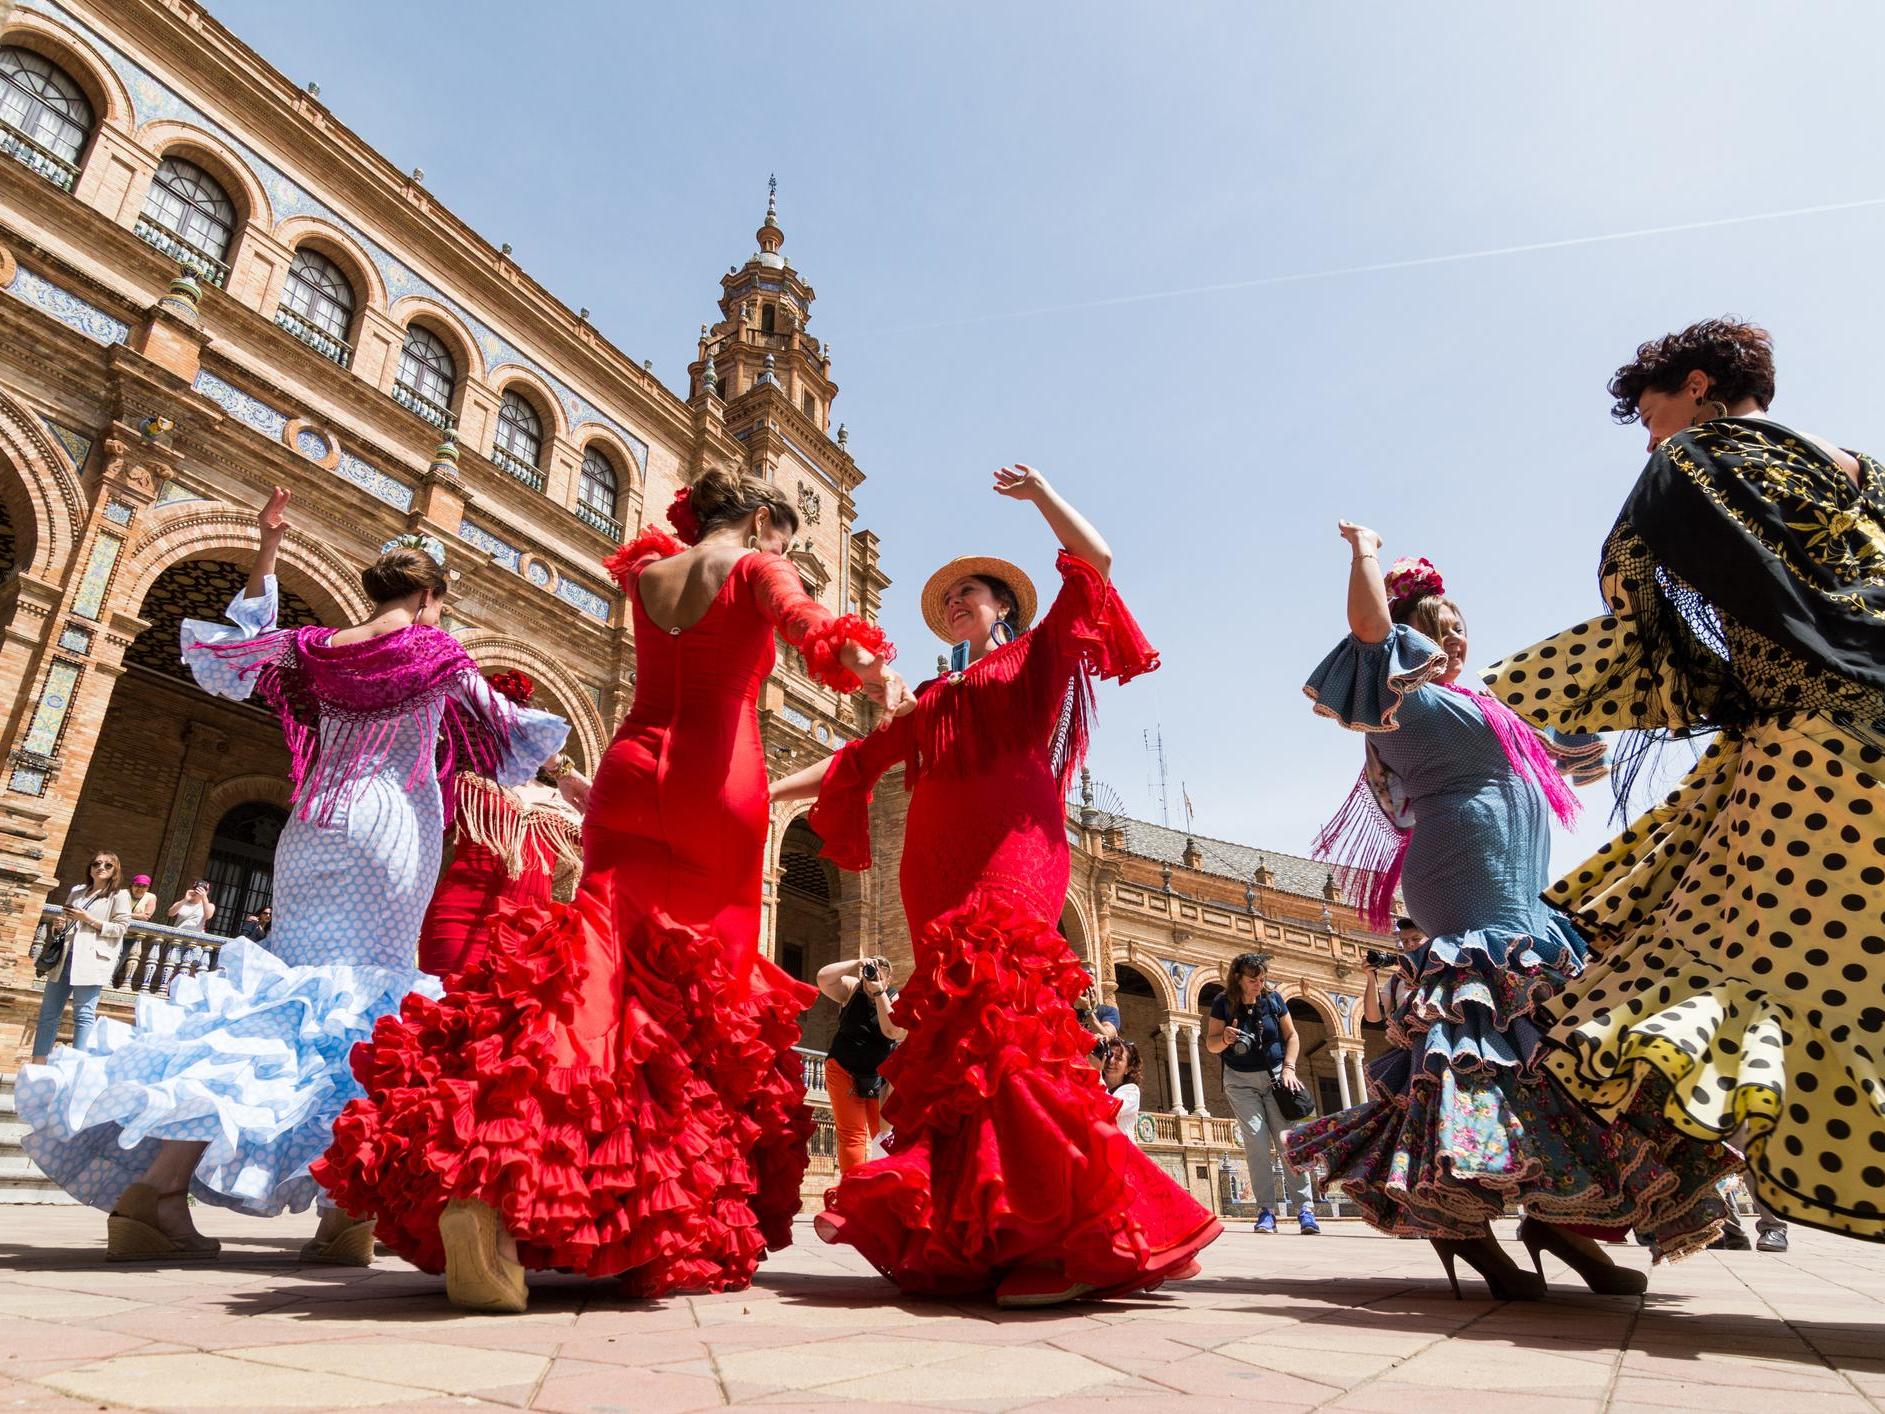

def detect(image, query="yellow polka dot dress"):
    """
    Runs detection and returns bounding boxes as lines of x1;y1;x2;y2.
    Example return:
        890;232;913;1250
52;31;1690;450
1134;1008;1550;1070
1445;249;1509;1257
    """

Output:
1489;598;1885;1241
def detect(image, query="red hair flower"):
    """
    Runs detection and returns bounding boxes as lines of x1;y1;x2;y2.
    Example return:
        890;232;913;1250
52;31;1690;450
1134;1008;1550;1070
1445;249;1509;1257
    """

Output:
485;668;536;705
1384;556;1445;604
665;486;702;545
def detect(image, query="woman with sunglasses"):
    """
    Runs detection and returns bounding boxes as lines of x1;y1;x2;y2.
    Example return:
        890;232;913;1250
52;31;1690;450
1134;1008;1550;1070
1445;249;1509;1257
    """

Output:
29;852;131;1063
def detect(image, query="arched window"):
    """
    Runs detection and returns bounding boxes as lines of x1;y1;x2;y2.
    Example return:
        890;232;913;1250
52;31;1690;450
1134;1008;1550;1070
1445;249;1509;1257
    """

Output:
760;302;777;335
138;156;235;286
393;325;456;429
0;46;93;190
203;801;287;937
576;446;621;536
492;390;544;490
276;248;355;366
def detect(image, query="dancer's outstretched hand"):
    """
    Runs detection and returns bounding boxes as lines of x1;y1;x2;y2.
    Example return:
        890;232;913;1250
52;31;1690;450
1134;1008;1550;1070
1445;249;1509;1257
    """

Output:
1338;520;1381;560
260;486;291;543
994;464;1049;502
875;670;916;725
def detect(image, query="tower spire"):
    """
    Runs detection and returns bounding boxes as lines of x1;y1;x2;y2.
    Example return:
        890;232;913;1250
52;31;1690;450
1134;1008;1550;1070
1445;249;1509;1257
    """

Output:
757;174;784;257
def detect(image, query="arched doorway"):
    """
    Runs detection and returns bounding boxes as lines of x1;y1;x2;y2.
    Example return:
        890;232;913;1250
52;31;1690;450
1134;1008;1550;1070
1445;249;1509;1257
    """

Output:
777;817;842;1049
203;801;286;934
1113;962;1174;1111
1287;997;1337;1119
57;558;324;900
1197;980;1227;1116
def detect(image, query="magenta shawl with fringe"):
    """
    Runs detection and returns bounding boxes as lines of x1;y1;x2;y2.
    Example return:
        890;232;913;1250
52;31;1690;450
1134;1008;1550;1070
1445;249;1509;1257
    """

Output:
1315;682;1582;931
191;623;512;828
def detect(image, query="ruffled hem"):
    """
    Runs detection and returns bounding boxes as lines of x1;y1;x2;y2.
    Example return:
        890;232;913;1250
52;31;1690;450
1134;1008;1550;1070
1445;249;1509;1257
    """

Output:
1542;940;1885;1243
1286;914;1735;1257
1395;919;1587;1074
798;613;895;695
1304;624;1449;733
1052;550;1160;685
316;895;815;1291
1288;1068;1734;1259
818;895;1221;1297
603;528;685;590
16;939;431;1217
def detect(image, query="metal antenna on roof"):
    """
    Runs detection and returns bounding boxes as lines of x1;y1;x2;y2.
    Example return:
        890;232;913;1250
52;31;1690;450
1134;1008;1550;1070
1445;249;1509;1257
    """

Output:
1142;726;1171;827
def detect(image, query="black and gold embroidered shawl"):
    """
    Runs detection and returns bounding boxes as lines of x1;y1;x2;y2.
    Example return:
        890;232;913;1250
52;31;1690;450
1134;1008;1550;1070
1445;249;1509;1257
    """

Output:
1600;417;1885;805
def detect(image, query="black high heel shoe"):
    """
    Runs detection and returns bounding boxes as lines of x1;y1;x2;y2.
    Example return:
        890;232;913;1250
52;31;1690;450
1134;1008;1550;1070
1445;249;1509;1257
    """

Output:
1517;1217;1648;1296
1429;1237;1547;1301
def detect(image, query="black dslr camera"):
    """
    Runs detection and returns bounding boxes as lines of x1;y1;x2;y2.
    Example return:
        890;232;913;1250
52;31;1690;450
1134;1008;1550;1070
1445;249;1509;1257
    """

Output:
1364;949;1398;970
860;958;879;982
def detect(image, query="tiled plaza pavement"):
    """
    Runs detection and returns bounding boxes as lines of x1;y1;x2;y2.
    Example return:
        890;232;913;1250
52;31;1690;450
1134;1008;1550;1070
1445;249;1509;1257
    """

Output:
0;1209;1879;1412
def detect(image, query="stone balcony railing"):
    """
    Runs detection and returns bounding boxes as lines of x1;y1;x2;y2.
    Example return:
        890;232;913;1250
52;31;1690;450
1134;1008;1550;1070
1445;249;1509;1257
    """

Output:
28;905;228;998
132;217;230;288
0;124;79;192
274;304;353;367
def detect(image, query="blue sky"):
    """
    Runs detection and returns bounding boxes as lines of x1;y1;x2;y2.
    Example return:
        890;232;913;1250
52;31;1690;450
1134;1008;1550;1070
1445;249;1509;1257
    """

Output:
211;1;1885;871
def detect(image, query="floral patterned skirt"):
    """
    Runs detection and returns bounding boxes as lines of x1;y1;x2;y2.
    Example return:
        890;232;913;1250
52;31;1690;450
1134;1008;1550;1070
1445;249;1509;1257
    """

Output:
1284;920;1735;1259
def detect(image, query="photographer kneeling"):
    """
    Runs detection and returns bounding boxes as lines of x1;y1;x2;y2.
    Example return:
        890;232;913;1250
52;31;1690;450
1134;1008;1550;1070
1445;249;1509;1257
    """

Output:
817;955;907;1173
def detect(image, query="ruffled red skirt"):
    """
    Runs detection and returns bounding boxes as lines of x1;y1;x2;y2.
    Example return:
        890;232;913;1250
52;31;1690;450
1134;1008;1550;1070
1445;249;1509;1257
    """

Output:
416;840;553;976
817;895;1221;1297
315;891;814;1295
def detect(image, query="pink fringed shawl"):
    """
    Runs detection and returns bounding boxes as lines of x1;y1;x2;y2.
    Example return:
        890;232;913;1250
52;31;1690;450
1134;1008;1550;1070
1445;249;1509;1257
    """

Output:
1314;683;1582;930
192;624;512;828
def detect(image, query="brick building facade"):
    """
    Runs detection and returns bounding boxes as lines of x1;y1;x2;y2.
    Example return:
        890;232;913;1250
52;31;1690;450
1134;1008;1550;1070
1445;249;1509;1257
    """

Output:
0;0;1395;1213
0;0;885;1058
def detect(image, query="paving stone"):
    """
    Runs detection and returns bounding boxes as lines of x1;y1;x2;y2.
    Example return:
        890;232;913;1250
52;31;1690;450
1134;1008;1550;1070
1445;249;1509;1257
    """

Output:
32;1351;422;1408
0;1208;1880;1410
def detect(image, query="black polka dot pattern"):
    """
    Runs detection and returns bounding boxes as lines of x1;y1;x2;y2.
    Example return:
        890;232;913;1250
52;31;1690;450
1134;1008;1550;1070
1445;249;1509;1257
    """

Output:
1487;615;1885;1242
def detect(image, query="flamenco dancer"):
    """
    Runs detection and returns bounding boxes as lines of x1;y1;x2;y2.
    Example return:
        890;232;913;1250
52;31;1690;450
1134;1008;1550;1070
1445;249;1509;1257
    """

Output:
1485;318;1885;1242
1284;530;1733;1300
772;465;1222;1307
418;668;589;978
18;489;568;1262
318;470;908;1311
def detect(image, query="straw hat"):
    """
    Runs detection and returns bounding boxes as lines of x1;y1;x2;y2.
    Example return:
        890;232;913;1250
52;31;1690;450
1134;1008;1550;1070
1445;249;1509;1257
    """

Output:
920;555;1039;644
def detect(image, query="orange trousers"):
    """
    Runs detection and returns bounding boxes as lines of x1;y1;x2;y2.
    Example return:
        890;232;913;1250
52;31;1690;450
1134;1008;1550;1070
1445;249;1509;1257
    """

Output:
824;1055;884;1173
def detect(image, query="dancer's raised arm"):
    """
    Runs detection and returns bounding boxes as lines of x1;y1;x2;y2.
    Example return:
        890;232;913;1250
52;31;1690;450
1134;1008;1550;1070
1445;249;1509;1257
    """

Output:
248;486;290;601
1339;521;1390;644
995;464;1110;577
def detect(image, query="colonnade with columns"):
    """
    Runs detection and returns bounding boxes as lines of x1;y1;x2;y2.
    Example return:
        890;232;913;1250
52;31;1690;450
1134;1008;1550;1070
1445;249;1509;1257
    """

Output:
1151;1018;1376;1120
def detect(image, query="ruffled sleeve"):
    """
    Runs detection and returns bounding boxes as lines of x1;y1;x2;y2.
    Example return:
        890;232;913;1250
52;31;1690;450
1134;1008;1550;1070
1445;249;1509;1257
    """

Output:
602;527;685;591
180;575;290;702
1033;550;1159;685
747;552;895;694
1304;624;1448;733
446;670;570;788
807;711;918;872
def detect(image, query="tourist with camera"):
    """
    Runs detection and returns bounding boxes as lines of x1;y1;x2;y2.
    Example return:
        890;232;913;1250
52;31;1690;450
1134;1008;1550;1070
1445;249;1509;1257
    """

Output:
1205;953;1318;1235
1360;919;1421;1026
818;955;906;1173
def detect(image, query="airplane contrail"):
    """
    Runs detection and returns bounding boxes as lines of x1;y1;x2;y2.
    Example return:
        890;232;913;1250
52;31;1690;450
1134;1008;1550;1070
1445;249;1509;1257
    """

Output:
856;195;1885;336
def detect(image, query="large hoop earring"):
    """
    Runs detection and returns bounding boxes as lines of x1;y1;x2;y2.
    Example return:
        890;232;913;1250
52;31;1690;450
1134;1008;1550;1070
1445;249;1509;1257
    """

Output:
745;533;759;549
991;619;1016;646
1692;398;1729;426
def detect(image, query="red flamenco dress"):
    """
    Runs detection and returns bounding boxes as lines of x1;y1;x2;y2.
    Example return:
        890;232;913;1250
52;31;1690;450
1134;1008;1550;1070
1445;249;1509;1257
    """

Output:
417;771;582;977
317;529;892;1295
809;551;1223;1299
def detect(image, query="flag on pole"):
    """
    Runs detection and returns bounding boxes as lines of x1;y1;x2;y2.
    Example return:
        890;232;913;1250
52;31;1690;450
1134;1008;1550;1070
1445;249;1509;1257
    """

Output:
1182;784;1195;830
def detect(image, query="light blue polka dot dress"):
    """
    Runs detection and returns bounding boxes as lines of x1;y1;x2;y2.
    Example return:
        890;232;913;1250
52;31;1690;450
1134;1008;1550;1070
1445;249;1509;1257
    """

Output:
17;578;568;1216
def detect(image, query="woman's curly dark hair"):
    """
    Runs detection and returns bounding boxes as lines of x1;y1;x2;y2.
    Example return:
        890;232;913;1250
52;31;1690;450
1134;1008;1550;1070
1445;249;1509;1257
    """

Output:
1607;317;1776;423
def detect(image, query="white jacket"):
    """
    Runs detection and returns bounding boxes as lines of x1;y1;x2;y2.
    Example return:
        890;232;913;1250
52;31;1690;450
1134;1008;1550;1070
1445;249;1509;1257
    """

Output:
60;885;132;988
